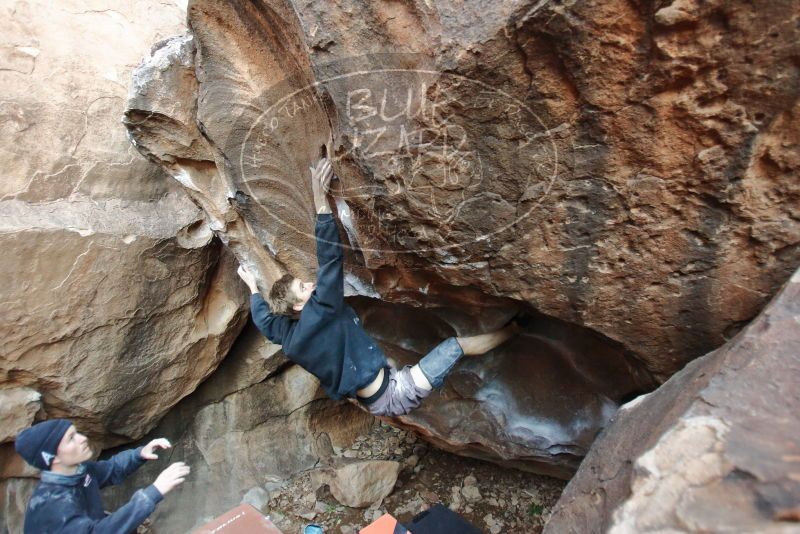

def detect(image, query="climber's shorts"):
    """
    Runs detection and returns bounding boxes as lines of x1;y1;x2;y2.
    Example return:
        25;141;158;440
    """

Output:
359;337;464;417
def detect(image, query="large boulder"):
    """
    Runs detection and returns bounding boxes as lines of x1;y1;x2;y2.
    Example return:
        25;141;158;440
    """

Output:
316;460;401;508
0;478;36;534
545;268;800;533
173;0;797;377
122;0;798;472
0;0;248;446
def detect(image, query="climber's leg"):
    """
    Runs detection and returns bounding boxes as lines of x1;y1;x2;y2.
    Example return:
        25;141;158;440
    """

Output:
455;326;517;356
361;366;432;417
416;326;516;390
414;337;464;390
362;327;516;417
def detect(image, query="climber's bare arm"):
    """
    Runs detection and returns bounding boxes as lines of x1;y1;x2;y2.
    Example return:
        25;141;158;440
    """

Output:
237;265;259;295
456;325;517;355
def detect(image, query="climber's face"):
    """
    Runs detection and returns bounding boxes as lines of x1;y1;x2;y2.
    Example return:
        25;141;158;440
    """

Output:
291;279;316;311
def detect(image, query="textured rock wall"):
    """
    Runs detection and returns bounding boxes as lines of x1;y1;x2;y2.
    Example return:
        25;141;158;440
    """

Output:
2;0;798;529
348;296;652;479
0;1;248;449
228;0;796;372
128;0;798;379
123;0;798;475
544;268;800;533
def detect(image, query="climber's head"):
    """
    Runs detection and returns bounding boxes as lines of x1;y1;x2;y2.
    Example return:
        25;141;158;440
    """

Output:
268;274;315;315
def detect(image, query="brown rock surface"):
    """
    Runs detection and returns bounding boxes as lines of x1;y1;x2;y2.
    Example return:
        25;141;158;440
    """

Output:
0;0;796;531
545;268;800;533
133;0;799;377
0;0;248;445
122;0;799;474
0;389;40;443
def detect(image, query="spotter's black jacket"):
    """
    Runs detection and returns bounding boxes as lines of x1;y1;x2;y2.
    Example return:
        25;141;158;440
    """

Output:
23;447;162;534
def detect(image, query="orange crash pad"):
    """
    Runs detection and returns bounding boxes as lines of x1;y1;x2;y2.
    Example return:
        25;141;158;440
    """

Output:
192;504;284;534
359;513;409;534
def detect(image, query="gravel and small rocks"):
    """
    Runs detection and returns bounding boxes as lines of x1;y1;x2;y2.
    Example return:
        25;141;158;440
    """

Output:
256;421;564;533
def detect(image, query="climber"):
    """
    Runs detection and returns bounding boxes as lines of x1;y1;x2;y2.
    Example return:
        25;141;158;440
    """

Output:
14;419;190;534
237;157;519;417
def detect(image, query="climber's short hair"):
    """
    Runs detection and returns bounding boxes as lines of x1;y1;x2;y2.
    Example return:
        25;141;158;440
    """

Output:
268;274;301;316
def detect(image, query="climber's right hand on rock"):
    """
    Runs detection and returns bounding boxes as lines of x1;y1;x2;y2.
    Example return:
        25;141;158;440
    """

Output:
311;157;333;192
153;462;190;496
237;265;259;294
310;157;333;214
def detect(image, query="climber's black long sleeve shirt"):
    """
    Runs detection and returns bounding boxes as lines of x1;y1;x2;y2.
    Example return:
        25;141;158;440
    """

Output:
250;213;387;399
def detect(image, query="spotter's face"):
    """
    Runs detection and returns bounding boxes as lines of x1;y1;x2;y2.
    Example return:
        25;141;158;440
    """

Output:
53;426;92;468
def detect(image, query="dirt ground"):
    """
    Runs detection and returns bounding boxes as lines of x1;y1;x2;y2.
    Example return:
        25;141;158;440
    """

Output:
265;421;566;533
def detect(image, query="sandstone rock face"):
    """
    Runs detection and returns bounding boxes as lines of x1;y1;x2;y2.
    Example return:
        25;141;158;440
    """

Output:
0;0;248;447
0;389;40;443
140;0;798;377
0;1;795;532
102;324;374;534
545;268;800;533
